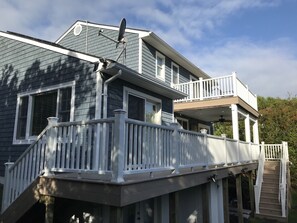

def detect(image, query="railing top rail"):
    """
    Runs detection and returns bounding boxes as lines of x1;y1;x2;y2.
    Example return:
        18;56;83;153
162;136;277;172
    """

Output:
126;118;174;130
55;117;115;127
8;126;50;170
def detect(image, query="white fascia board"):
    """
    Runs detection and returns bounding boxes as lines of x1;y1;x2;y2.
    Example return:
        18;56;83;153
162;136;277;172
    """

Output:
0;32;99;63
56;20;150;44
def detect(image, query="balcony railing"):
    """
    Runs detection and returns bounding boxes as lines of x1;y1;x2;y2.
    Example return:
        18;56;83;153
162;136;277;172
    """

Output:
2;110;262;212
173;73;258;110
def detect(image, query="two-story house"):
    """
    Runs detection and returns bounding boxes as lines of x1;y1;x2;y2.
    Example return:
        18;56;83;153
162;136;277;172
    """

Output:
0;20;289;223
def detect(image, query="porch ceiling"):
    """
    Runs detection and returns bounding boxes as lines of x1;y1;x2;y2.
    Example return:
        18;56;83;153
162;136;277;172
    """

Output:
174;96;259;123
176;106;233;123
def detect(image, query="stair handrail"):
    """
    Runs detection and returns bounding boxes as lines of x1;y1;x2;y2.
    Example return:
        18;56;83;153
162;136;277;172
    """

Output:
254;142;265;214
279;141;289;217
1;123;51;212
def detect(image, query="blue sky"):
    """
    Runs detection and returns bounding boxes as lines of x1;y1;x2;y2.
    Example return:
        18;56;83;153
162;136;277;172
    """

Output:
1;0;296;98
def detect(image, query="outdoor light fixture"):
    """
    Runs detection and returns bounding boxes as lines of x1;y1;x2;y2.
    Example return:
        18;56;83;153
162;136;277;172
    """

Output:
208;174;217;183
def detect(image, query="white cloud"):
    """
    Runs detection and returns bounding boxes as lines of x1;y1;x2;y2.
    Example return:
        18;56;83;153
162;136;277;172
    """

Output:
189;39;297;98
0;0;293;98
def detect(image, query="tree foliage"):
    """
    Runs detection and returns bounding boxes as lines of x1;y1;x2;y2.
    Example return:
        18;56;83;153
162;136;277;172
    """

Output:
258;96;297;188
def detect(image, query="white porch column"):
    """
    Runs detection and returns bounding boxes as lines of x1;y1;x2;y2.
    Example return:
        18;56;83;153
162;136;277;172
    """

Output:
208;180;224;223
245;114;251;142
253;120;259;144
231;104;239;140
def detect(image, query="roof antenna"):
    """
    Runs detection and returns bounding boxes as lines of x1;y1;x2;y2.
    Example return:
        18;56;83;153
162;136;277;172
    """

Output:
98;18;127;63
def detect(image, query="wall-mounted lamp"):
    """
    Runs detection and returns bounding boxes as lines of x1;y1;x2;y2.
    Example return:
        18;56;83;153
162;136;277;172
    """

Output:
208;174;217;183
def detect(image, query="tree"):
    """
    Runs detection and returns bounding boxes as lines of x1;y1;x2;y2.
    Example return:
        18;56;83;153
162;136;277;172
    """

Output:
258;96;297;188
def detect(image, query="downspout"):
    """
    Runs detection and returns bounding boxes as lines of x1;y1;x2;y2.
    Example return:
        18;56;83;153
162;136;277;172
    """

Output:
102;69;122;118
94;61;104;119
99;68;122;173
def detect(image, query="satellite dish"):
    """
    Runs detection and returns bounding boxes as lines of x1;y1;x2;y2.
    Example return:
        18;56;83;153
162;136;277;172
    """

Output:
98;18;127;63
117;18;126;43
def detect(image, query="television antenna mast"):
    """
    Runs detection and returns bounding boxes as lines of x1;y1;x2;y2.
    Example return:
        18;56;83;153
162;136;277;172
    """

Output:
98;18;127;63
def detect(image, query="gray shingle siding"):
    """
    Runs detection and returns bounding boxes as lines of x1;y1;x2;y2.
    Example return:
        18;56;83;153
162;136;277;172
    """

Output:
0;35;97;175
58;24;139;72
142;41;194;86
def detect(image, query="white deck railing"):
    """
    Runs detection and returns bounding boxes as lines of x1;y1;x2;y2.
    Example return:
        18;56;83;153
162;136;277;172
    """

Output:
2;110;263;212
173;73;258;110
254;142;265;214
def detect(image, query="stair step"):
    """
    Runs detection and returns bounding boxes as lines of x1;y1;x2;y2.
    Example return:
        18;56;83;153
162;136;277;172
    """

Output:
260;201;281;209
259;207;282;216
262;187;279;193
255;213;287;222
260;196;279;203
261;192;279;200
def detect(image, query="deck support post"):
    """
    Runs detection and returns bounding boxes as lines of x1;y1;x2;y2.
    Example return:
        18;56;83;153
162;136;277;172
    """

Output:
201;184;209;223
42;195;55;223
248;171;255;215
236;174;244;223
44;117;59;176
253;120;259;144
245;114;251;142
208;180;224;223
112;109;126;183
223;178;230;223
231;104;239;140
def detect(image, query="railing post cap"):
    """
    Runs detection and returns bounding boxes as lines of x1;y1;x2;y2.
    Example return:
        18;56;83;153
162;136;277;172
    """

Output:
4;162;14;167
47;117;59;125
113;109;126;115
200;128;208;134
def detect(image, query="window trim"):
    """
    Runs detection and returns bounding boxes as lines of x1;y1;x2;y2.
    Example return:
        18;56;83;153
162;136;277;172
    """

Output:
123;87;162;124
155;51;165;81
176;117;189;130
171;62;179;85
13;81;75;144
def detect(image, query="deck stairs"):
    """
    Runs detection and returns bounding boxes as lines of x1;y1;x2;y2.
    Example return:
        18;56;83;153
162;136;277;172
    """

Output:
254;143;289;222
257;161;284;221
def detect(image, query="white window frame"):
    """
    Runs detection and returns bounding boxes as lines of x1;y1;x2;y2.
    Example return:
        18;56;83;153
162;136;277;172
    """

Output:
155;51;165;81
13;81;75;144
171;62;179;85
176;117;189;130
123;87;162;124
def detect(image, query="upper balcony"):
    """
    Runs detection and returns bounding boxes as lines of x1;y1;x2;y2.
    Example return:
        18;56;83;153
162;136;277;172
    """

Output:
173;73;258;111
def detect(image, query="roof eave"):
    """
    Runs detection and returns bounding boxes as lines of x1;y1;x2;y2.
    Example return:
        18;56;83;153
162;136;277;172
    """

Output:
101;61;187;100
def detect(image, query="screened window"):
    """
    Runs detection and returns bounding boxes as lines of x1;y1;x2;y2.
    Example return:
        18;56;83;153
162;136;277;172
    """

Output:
14;84;74;143
172;63;179;85
156;52;165;81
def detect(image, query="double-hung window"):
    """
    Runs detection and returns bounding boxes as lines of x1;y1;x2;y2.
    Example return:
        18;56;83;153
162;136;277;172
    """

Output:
124;88;161;125
155;51;165;81
171;62;179;85
14;82;75;144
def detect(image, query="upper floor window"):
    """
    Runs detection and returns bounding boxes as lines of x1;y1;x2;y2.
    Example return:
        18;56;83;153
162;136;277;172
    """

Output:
171;62;179;85
155;51;165;81
124;87;161;125
14;82;75;144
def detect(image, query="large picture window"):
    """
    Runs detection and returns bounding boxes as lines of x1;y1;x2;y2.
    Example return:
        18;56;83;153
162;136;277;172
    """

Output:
14;82;74;143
